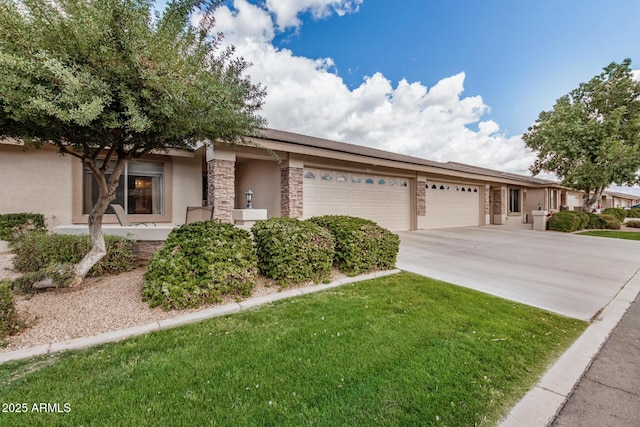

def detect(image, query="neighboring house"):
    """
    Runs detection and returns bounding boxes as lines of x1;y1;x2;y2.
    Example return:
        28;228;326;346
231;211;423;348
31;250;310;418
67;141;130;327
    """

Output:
2;129;639;233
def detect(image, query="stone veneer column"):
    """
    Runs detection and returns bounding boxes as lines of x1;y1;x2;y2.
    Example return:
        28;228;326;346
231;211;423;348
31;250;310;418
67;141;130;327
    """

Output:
207;159;235;223
281;167;303;218
416;180;426;217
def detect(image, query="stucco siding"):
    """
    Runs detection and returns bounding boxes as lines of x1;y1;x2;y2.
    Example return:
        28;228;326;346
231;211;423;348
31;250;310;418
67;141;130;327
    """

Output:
172;154;205;225
0;145;73;229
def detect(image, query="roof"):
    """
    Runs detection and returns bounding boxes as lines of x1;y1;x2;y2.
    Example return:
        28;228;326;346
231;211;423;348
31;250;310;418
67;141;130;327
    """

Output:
257;128;557;186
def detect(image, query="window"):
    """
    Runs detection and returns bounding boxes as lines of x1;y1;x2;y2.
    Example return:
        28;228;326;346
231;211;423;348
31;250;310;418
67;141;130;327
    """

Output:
83;160;164;215
304;171;316;179
365;177;375;184
431;184;437;189
389;179;397;186
351;175;361;184
337;174;347;183
321;173;332;181
509;188;520;213
400;180;408;187
550;189;558;210
378;178;386;185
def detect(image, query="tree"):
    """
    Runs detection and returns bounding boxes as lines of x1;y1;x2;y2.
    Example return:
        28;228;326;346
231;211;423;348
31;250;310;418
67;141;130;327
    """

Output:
0;0;266;286
523;59;640;211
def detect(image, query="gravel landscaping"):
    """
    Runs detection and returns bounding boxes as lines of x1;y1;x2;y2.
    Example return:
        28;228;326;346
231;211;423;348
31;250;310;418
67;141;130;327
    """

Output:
0;252;345;354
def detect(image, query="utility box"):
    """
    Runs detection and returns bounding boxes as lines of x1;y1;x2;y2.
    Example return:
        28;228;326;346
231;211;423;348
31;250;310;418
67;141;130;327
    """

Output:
531;210;549;231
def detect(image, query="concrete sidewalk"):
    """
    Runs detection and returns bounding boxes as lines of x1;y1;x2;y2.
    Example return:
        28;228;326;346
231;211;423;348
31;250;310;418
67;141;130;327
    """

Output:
552;289;640;426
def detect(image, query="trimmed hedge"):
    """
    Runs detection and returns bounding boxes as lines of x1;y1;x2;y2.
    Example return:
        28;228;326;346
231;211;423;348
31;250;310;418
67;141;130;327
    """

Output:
548;210;620;232
0;213;46;242
252;218;334;286
627;208;640;218
143;221;257;310
548;211;583;232
602;208;626;222
626;220;640;228
1;280;20;338
599;214;621;230
308;215;400;276
11;233;135;278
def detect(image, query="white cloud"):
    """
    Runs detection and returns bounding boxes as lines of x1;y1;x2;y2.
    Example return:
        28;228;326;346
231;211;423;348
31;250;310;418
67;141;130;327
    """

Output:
265;0;363;30
213;1;538;176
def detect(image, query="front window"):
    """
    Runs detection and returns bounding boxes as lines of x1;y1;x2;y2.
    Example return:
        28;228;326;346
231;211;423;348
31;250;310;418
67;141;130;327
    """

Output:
509;188;520;213
83;160;164;215
549;189;558;210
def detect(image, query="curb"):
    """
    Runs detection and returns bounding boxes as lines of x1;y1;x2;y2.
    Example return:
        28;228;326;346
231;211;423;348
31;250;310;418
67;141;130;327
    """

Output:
499;267;640;426
0;269;401;364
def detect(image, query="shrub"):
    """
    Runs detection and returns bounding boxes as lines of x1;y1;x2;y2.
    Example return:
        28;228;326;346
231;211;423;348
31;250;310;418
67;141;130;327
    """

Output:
602;208;626;222
11;233;135;277
252;218;334;286
1;280;20;338
0;213;46;242
626;220;640;228
586;212;606;229
11;263;76;293
143;221;257;310
309;215;400;276
599;214;621;230
626;208;640;218
573;211;591;229
548;211;583;232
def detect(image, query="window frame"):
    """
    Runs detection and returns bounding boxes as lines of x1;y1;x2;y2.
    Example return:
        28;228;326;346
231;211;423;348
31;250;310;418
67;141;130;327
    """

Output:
73;156;172;224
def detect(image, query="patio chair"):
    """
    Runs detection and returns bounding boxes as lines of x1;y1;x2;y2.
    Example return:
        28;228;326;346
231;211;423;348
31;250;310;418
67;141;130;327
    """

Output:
185;206;214;224
110;204;156;227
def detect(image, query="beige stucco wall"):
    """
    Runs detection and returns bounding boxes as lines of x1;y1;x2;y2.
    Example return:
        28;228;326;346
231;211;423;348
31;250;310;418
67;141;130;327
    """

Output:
171;154;205;225
235;159;281;218
0;144;73;229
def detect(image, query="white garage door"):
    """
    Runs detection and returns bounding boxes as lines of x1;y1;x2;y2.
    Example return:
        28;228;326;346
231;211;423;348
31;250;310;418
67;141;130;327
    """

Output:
424;181;480;229
303;169;411;231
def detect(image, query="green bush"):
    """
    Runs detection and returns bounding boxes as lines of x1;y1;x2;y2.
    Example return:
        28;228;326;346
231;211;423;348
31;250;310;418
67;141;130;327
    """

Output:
11;233;135;277
11;263;76;293
143;221;257;310
252;218;334;286
1;280;20;338
626;208;640;218
548;211;583;232
586;212;606;229
309;215;400;276
599;214;621;230
0;213;46;242
602;208;626;222
625;220;640;228
573;211;591;229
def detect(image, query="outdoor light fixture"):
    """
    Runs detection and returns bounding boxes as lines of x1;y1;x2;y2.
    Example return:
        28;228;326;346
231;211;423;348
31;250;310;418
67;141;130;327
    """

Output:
537;202;542;210
245;188;253;209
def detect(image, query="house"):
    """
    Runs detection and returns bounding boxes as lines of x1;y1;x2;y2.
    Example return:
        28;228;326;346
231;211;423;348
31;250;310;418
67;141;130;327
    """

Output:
1;129;639;235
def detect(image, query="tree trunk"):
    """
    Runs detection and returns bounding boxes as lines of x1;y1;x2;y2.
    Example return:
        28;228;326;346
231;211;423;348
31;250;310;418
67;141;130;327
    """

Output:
69;157;127;287
582;186;605;212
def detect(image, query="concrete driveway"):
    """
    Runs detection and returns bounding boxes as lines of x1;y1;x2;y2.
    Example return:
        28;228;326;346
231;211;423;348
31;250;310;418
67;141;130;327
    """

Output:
397;225;640;321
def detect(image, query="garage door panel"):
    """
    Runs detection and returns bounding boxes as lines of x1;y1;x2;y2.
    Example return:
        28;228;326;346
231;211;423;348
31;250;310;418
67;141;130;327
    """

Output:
303;168;411;231
425;181;480;229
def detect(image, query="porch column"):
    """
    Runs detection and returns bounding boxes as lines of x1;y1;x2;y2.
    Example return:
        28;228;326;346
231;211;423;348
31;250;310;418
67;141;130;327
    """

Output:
484;184;491;225
416;178;426;217
206;147;236;223
492;185;507;225
280;157;304;218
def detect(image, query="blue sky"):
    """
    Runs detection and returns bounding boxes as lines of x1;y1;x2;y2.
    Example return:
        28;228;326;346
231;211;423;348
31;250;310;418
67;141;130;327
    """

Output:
196;0;640;185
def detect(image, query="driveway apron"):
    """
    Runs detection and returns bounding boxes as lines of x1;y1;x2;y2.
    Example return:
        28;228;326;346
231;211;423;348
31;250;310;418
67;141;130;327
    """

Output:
397;226;640;321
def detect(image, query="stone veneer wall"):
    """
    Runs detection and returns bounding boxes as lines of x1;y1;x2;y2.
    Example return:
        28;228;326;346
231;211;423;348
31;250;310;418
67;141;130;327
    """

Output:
416;180;426;217
492;189;504;214
484;184;491;215
207;159;235;223
280;167;303;218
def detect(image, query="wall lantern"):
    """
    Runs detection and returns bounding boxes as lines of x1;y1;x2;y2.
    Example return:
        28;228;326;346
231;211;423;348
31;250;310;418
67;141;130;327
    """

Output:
537;202;542;210
245;188;253;209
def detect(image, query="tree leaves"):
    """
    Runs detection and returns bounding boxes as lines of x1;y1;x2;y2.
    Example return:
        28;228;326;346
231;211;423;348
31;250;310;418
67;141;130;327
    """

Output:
523;60;640;210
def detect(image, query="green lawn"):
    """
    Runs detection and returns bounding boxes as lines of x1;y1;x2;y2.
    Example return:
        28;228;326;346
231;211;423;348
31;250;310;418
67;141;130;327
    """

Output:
0;272;586;426
578;230;640;240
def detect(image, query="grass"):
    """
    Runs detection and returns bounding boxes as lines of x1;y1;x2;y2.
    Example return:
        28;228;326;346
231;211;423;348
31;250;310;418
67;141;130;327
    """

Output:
0;272;586;426
578;230;640;241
